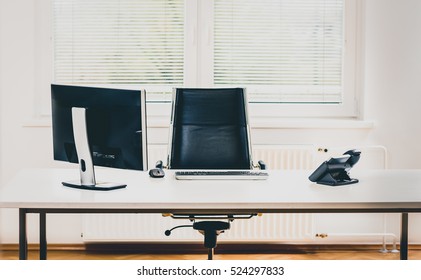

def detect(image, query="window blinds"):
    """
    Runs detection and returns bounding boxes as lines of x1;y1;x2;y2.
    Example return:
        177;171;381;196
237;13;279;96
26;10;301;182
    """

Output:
214;0;344;103
53;0;345;103
53;0;184;93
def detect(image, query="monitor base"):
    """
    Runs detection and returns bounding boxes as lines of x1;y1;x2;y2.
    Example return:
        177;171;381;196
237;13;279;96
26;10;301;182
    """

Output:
62;181;126;191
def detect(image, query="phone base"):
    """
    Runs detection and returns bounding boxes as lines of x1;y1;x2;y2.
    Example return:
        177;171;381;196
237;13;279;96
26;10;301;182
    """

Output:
316;178;359;186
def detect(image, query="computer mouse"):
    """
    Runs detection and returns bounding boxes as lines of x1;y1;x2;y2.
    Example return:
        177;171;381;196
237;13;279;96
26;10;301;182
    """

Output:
149;168;165;178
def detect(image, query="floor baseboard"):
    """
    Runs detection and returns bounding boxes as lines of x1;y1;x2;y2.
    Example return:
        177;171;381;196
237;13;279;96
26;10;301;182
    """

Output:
1;243;418;254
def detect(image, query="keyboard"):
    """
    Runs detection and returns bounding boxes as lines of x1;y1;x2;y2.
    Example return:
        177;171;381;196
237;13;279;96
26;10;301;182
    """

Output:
175;170;269;180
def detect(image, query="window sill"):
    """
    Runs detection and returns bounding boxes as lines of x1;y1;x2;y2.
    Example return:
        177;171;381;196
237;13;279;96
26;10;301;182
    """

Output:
249;118;375;129
23;116;374;130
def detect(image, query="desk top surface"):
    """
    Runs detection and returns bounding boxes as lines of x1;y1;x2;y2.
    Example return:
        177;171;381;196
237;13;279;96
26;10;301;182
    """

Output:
1;168;421;212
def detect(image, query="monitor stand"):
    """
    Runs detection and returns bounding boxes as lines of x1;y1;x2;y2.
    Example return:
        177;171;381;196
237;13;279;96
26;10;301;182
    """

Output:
62;107;126;191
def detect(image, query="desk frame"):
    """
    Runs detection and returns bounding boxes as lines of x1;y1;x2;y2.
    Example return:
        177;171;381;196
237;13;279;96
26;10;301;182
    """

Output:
18;208;411;260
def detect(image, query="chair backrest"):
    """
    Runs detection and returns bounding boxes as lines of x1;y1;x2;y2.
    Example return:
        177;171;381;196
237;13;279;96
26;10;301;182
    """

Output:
167;88;253;170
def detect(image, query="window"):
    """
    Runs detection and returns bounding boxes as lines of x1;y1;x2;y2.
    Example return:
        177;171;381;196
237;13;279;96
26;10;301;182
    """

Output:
52;0;361;118
53;0;184;98
213;0;344;103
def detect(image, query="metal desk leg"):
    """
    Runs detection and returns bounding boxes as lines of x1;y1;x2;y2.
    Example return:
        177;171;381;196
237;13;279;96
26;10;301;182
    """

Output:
400;213;408;260
40;212;47;260
19;209;28;260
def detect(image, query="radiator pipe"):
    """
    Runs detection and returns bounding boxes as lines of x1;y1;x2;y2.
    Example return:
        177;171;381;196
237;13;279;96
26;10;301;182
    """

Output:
315;232;399;253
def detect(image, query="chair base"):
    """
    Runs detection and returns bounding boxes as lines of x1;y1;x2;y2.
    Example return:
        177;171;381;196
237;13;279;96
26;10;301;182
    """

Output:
208;248;214;260
193;221;230;259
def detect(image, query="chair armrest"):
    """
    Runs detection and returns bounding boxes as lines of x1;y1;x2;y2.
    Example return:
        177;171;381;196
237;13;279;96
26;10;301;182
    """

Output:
257;160;267;170
155;160;164;169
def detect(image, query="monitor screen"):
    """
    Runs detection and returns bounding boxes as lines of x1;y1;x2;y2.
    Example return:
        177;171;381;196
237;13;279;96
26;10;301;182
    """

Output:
51;84;148;190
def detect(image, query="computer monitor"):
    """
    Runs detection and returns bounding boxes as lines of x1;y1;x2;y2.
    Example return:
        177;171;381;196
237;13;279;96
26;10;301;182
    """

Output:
51;84;148;190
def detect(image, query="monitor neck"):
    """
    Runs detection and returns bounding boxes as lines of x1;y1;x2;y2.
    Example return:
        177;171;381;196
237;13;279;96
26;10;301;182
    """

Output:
72;107;96;186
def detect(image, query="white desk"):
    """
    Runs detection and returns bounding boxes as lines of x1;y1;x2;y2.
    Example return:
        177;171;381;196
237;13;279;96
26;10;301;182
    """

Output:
1;168;421;260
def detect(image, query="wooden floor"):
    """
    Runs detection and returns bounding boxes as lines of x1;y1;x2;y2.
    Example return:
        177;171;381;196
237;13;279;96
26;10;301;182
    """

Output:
1;244;421;260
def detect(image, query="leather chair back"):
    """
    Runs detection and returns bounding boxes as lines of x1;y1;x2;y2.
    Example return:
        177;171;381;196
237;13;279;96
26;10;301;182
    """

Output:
169;88;252;169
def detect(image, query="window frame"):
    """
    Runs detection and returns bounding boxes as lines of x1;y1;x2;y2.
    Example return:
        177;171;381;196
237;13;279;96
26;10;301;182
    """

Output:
37;0;363;120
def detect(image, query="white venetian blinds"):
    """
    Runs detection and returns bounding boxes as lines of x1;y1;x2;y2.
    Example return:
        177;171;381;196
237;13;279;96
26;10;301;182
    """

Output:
52;0;346;104
213;0;344;103
53;0;184;93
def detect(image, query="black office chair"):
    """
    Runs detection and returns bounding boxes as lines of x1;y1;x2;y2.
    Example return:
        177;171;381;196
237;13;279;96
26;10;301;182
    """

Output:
161;88;265;260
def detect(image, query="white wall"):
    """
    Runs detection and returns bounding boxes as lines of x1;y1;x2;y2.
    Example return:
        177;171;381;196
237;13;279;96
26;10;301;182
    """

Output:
364;0;421;169
1;0;421;244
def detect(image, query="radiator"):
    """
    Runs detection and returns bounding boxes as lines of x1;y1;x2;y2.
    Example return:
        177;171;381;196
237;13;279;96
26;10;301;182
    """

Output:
82;144;315;242
82;145;386;242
